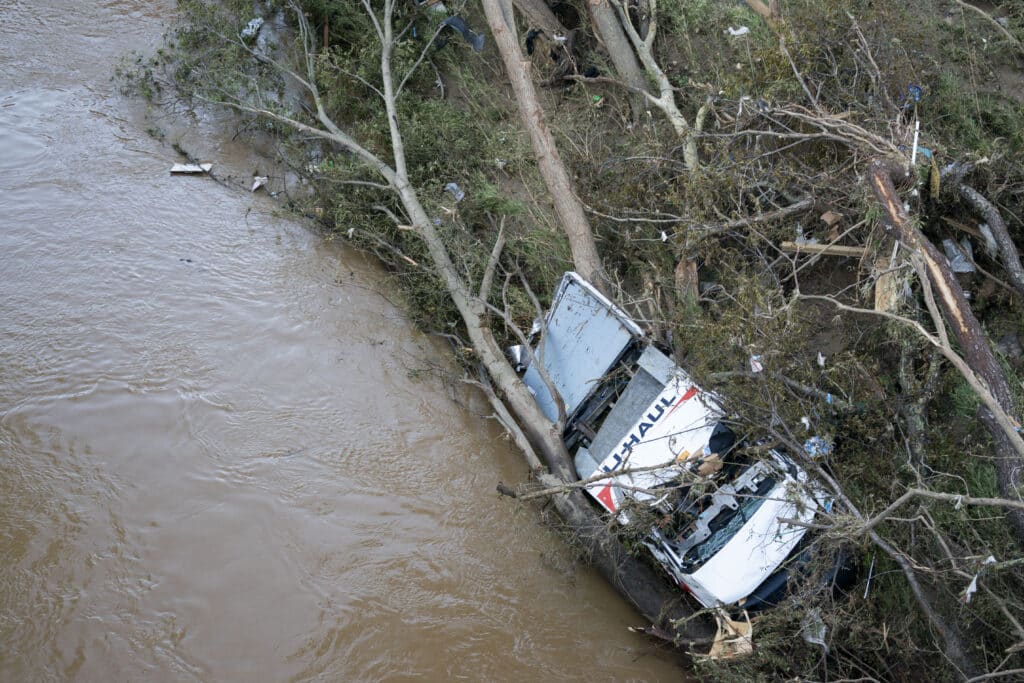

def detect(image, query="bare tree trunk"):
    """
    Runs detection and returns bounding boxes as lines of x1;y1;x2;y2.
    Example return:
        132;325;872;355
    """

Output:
608;0;704;170
511;0;565;38
482;0;610;293
586;0;647;115
869;160;1024;542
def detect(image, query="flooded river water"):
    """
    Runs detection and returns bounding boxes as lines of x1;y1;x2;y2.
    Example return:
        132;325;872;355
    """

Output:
0;1;683;680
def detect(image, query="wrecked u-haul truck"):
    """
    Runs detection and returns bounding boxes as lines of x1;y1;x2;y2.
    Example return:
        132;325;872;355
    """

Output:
519;272;830;611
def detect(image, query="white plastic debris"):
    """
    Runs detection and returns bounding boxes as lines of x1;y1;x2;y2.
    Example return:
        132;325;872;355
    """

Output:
804;435;833;458
800;608;828;654
910;119;921;167
251;176;268;192
963;574;979;603
863;553;876;598
817;351;826;368
749;355;764;373
660;230;668;242
800;416;811;431
346;227;355;239
241;17;264;40
795;224;818;245
725;26;751;37
942;238;976;273
978;222;999;259
170;163;212;174
963;556;997;603
444;182;465;202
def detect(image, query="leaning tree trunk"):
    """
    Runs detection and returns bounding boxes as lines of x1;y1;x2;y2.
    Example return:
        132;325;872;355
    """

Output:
585;0;647;115
511;0;565;38
482;0;610;294
869;160;1024;543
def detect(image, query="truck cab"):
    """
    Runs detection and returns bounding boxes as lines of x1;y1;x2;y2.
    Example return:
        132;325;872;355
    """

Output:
521;273;823;610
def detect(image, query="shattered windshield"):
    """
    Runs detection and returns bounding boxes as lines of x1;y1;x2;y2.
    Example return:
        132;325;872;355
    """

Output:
656;462;779;571
680;476;776;568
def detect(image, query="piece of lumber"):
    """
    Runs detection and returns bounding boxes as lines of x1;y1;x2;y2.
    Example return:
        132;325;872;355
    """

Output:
874;256;902;313
780;241;867;257
170;163;212;174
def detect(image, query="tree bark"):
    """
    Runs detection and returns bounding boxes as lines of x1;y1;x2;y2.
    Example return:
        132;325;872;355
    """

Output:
586;0;647;115
868;160;1024;542
957;183;1024;297
511;0;565;38
482;0;610;293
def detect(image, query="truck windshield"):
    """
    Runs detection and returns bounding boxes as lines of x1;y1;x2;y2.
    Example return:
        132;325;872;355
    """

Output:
681;476;776;568
659;464;779;571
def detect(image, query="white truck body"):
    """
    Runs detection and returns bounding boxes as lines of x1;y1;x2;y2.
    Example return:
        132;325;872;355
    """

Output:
523;272;820;609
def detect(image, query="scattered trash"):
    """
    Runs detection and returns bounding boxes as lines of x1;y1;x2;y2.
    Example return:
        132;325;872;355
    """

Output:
346;227;355;239
444;182;465;202
660;230;668;242
700;609;753;661
725;26;751;37
817;351;826;368
942;238;976;273
801;608;829;655
800;416;811;431
170;163;212;174
241;17;264;40
910;119;921;166
804;436;833;458
825;393;834;405
439;16;485;52
863;553;876;599
251;175;268;192
977;222;999;259
506;344;531;372
794;224;819;245
962;556;997;603
749;355;764;373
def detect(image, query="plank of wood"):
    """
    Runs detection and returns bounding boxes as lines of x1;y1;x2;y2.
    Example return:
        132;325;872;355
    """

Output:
170;163;212;174
780;241;867;257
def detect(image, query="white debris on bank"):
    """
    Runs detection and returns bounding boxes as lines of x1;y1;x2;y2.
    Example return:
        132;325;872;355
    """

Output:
170;163;212;174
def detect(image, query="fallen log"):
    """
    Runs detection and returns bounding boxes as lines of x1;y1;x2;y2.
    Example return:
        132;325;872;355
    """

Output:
868;160;1024;543
780;241;867;257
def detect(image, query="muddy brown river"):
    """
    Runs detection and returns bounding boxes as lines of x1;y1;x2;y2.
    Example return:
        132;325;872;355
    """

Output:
0;1;684;680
